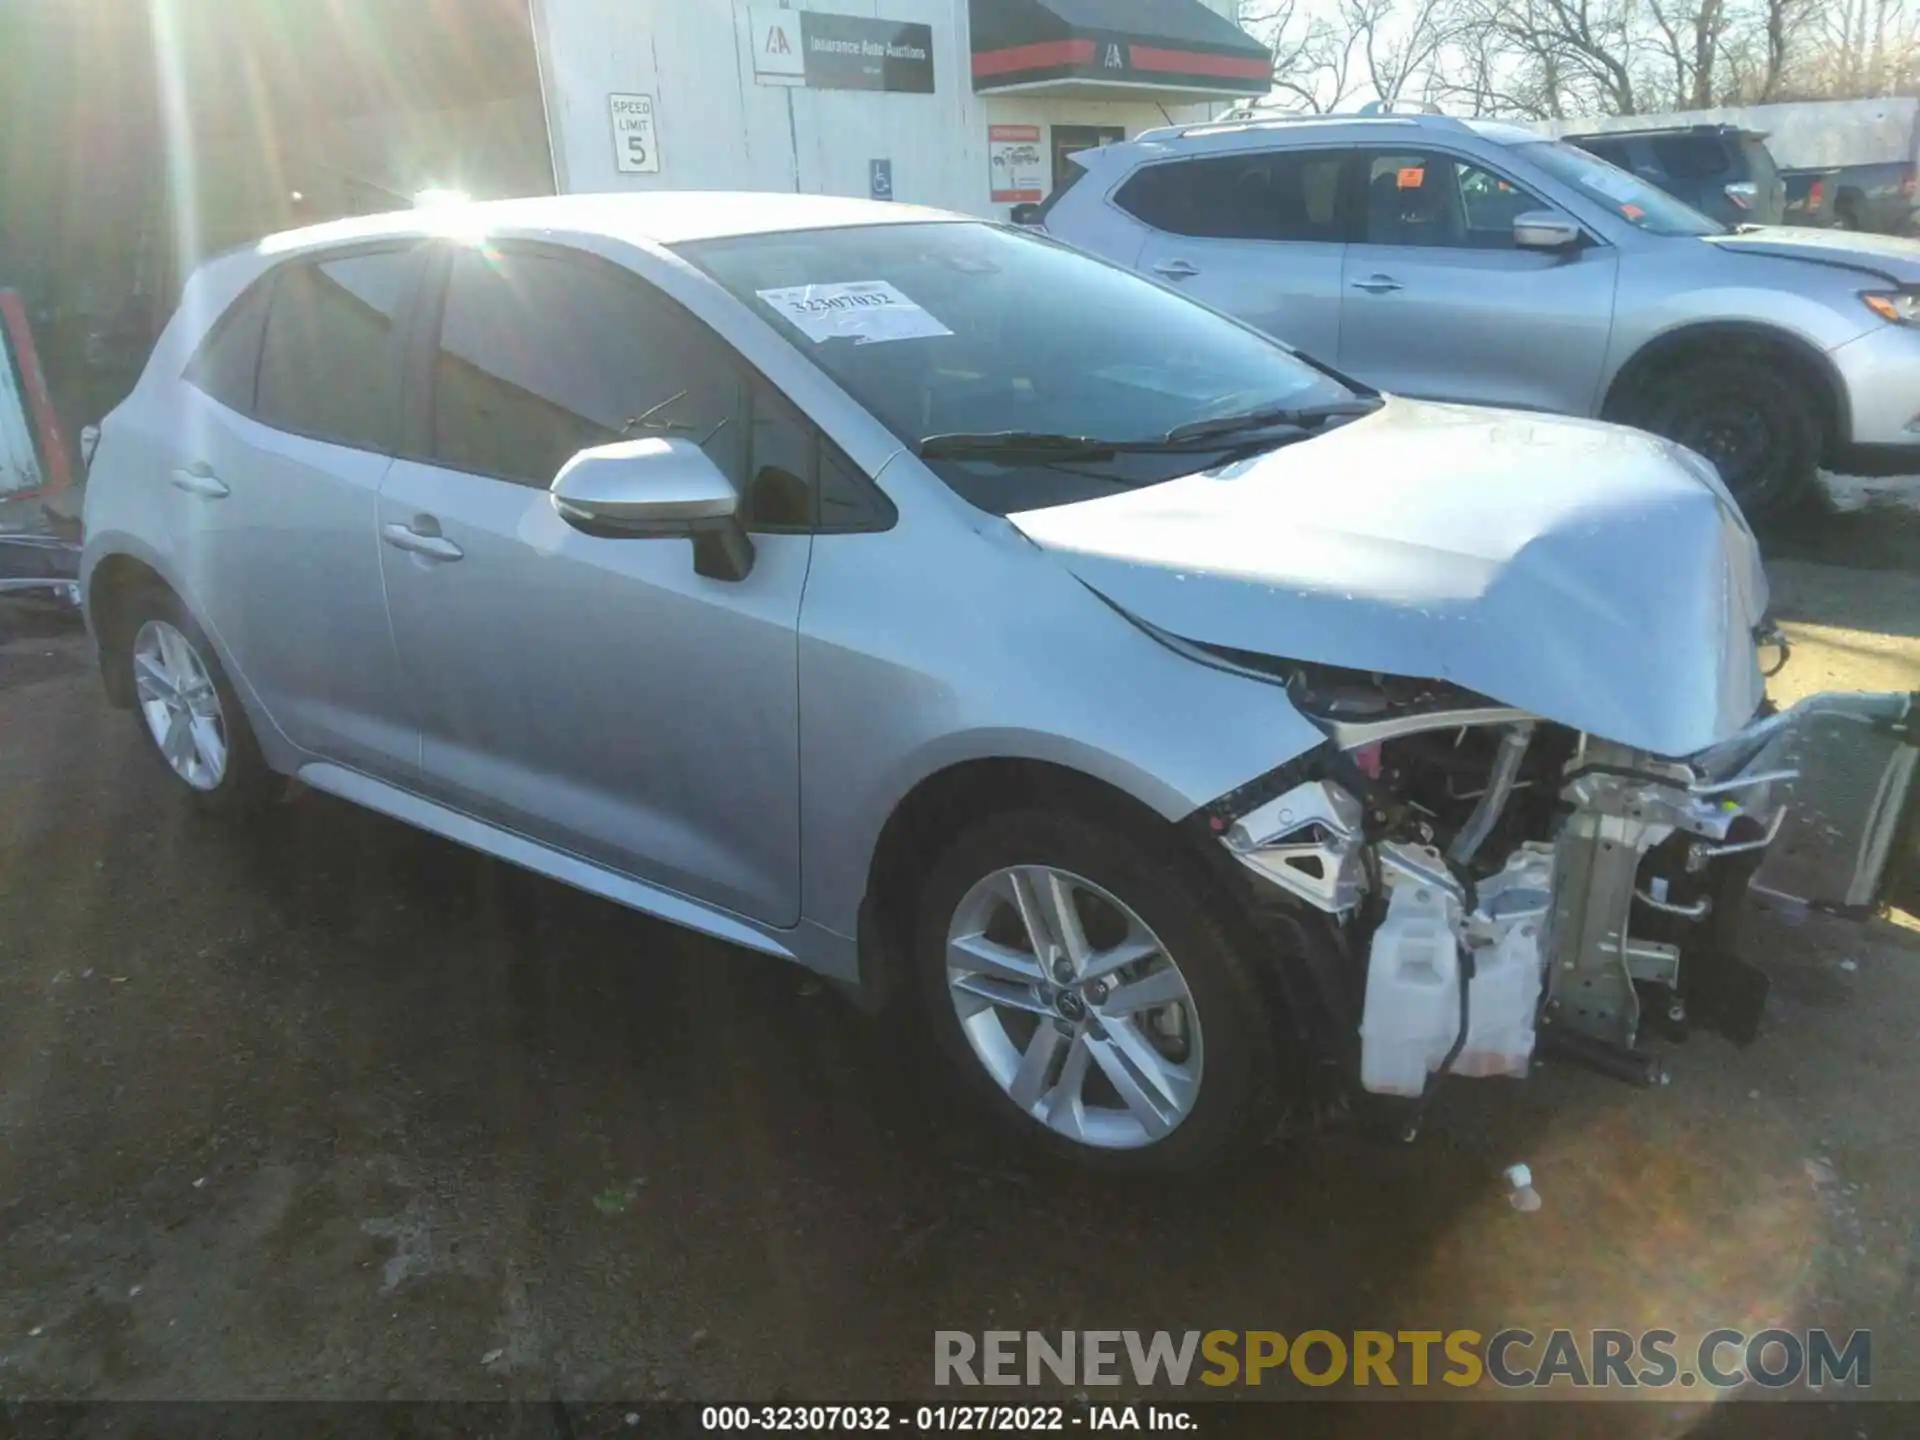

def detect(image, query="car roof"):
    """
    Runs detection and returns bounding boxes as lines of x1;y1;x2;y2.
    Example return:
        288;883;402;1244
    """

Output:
1109;111;1546;163
251;191;969;261
1565;122;1763;141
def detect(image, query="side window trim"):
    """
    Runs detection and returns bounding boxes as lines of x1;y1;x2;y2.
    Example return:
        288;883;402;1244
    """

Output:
400;244;453;466
418;238;896;534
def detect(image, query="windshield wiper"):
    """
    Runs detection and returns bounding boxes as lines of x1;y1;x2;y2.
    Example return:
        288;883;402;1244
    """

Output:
918;431;1220;462
1164;396;1383;446
918;402;1384;464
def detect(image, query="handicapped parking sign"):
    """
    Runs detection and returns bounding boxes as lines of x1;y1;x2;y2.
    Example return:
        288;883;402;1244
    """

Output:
870;159;894;201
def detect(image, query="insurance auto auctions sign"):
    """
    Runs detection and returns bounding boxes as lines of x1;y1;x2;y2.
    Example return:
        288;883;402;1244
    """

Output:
750;8;934;92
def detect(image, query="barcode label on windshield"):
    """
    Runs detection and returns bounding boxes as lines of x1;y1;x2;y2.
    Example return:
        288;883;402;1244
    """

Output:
755;281;954;345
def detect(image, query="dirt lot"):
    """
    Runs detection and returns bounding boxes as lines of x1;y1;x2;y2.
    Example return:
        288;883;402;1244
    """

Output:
0;543;1915;1429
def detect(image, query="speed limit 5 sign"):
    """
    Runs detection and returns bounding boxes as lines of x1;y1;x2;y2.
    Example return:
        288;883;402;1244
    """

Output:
610;93;662;174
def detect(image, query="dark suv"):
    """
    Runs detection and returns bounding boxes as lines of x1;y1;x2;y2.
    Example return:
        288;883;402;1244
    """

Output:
1565;124;1786;227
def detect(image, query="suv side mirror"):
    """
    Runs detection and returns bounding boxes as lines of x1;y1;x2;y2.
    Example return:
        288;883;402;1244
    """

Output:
1513;210;1581;251
551;437;755;581
1009;202;1042;227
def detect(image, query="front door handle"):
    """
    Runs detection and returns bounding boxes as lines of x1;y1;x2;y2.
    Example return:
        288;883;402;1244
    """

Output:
1350;274;1404;294
168;464;230;499
1153;258;1201;280
382;522;464;562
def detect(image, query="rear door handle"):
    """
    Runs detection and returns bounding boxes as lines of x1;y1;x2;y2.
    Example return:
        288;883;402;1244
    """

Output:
1153;259;1201;280
1350;274;1404;294
168;464;230;499
382;522;464;562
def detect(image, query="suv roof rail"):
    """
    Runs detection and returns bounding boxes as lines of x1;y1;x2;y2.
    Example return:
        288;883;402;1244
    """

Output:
1355;98;1446;116
1566;120;1755;139
1136;108;1470;144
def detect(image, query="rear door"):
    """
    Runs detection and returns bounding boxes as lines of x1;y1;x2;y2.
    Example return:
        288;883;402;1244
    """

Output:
166;246;423;778
375;243;813;925
1124;147;1350;362
1337;148;1617;413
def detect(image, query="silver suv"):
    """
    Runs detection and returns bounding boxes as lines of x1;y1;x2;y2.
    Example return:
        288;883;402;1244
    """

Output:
1038;112;1920;519
82;194;1917;1171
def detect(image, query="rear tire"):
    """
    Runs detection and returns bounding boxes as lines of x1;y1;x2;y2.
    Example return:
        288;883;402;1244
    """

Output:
1625;353;1825;526
911;808;1286;1171
121;588;276;813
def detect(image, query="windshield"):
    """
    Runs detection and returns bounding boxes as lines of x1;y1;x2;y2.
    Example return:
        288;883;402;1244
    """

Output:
677;222;1359;513
1516;141;1728;236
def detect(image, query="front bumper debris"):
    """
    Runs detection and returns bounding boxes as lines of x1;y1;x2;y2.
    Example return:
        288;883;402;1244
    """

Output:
1217;690;1920;1104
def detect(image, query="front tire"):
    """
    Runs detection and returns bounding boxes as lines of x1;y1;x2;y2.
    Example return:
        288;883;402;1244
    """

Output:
912;809;1285;1170
123;589;275;812
1627;354;1825;525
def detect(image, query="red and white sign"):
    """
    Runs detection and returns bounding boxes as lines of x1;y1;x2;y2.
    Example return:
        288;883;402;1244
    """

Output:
988;124;1045;204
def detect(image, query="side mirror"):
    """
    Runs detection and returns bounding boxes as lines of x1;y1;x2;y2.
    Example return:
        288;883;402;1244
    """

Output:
1009;202;1042;227
1513;209;1581;251
551;437;755;581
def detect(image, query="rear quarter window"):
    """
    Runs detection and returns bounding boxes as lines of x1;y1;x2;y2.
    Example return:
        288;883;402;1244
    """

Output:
1116;151;1343;241
182;280;273;415
1650;135;1732;180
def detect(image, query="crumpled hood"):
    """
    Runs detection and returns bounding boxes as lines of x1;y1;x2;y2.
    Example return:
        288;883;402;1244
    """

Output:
1009;399;1769;758
1702;226;1920;285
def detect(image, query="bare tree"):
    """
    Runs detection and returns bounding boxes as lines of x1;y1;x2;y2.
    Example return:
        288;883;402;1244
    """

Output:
1239;0;1463;110
1245;0;1920;120
1645;0;1729;108
1238;0;1377;111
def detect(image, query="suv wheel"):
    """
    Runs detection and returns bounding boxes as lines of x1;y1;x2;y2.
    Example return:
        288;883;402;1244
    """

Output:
125;591;274;810
913;809;1283;1170
1630;355;1824;524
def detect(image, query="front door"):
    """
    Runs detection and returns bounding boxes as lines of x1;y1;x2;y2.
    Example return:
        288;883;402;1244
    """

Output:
164;247;421;779
377;244;811;926
1052;125;1126;192
1126;147;1349;362
1337;149;1618;413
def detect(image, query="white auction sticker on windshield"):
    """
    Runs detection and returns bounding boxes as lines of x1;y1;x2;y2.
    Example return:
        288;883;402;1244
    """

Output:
756;281;953;344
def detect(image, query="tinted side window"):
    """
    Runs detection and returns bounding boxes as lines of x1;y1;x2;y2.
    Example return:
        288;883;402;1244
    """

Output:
431;249;746;490
1577;138;1632;168
1116;151;1344;241
255;251;413;451
1650;135;1731;180
184;279;273;414
746;382;815;530
819;442;893;532
1360;152;1550;249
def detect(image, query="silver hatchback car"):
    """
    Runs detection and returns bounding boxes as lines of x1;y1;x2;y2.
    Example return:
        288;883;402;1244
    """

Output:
1037;112;1920;520
83;194;1918;1169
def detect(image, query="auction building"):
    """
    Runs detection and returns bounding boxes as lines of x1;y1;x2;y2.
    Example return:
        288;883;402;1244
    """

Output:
2;1;1268;444
532;0;1273;215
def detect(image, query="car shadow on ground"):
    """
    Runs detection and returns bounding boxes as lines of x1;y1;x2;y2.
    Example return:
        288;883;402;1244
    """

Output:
2;578;1915;1412
7;697;1908;1414
1764;499;1920;580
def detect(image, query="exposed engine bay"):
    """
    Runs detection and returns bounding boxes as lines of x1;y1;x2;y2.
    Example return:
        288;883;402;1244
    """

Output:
1208;660;1920;1113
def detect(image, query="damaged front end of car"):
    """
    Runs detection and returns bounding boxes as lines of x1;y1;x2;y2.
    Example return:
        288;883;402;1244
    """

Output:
1200;662;1920;1125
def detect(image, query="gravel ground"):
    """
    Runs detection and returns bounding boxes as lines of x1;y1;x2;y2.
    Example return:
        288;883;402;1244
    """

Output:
0;549;1914;1428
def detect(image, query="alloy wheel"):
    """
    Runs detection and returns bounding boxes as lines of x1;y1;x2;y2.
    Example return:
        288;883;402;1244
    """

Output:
133;619;229;792
945;865;1203;1150
1673;398;1774;496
